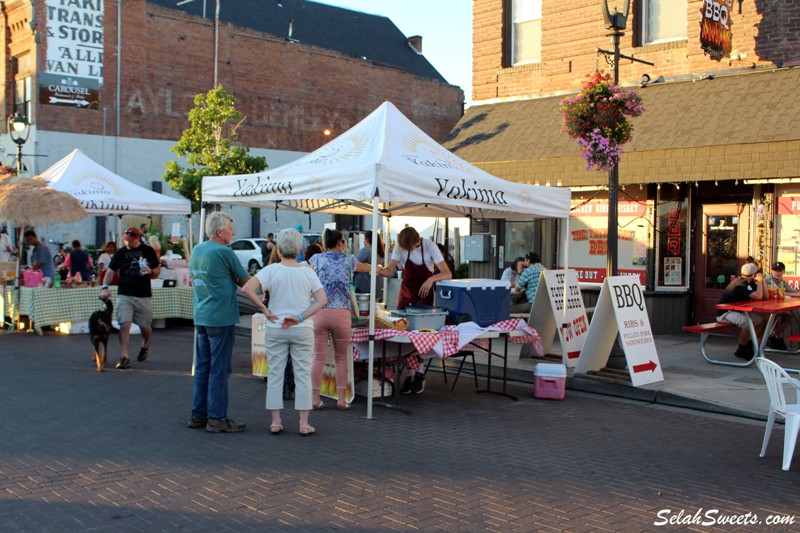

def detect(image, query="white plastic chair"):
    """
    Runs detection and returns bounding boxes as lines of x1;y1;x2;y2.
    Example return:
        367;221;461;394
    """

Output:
754;357;800;471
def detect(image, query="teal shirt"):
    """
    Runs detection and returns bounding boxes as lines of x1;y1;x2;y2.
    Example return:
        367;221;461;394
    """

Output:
190;241;249;327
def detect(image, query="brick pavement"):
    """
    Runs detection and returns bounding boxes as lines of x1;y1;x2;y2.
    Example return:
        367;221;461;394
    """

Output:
1;327;799;532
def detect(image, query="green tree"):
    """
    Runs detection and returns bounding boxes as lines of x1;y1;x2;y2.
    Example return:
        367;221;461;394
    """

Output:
164;85;267;211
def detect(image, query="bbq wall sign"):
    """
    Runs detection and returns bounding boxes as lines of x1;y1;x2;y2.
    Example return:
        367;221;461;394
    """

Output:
699;0;733;61
575;276;663;387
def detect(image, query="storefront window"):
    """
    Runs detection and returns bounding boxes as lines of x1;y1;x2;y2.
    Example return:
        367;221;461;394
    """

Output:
704;215;738;288
504;220;536;262
655;189;690;288
775;186;800;289
564;190;649;284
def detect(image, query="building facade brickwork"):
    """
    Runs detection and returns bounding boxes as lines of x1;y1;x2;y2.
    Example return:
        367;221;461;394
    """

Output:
473;0;800;103
10;0;463;150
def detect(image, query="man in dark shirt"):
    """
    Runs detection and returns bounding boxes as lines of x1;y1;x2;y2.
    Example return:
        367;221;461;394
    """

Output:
101;226;161;369
260;232;275;266
716;262;766;359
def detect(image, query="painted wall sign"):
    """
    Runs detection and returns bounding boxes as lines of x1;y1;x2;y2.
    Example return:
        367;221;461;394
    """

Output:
44;0;104;107
568;199;648;283
575;276;663;387
699;0;733;61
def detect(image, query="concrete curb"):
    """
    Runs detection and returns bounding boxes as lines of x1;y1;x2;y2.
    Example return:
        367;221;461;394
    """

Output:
235;323;767;422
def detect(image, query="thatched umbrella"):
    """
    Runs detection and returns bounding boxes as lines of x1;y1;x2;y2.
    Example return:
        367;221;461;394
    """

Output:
0;173;88;330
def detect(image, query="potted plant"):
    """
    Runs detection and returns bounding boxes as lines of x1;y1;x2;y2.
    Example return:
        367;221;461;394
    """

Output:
560;71;644;172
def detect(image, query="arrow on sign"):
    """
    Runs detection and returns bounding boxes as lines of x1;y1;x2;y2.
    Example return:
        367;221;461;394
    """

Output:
49;97;90;107
632;360;658;373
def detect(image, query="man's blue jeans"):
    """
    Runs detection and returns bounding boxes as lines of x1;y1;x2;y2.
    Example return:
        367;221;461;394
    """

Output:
192;325;236;421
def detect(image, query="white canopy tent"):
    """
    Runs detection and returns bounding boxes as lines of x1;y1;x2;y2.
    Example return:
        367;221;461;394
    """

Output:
40;148;193;245
203;101;572;417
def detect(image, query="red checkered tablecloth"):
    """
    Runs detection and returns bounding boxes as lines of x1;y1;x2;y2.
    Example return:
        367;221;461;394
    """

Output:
351;318;542;371
351;328;460;361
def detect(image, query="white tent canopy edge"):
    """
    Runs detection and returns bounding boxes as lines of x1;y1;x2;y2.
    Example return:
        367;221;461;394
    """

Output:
40;148;194;246
201;101;572;418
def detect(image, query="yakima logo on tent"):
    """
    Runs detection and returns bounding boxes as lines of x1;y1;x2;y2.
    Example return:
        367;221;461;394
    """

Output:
81;200;130;211
435;178;508;205
67;178;113;196
402;141;468;172
233;176;293;196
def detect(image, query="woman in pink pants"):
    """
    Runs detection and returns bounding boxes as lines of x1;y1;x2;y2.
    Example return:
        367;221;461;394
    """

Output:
309;229;372;410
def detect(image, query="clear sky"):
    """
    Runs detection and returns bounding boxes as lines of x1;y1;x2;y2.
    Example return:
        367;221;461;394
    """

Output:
311;1;474;243
311;0;473;104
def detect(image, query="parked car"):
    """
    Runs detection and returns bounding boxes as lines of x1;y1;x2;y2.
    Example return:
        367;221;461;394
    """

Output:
229;238;267;273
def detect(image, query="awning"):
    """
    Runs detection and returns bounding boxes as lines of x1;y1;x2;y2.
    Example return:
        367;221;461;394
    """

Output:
444;67;800;188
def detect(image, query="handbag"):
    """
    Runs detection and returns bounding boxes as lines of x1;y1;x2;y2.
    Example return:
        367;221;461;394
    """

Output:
349;256;360;319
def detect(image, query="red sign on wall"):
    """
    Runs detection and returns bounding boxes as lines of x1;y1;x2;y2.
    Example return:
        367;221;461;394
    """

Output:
699;0;733;61
777;197;800;214
570;201;647;217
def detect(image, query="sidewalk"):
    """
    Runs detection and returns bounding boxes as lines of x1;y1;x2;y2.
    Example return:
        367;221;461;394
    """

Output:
237;316;780;421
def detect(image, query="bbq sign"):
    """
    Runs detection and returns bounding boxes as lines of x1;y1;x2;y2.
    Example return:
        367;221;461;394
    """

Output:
576;276;663;387
699;0;733;61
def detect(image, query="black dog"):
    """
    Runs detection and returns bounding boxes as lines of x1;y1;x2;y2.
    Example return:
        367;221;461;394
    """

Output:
89;297;114;372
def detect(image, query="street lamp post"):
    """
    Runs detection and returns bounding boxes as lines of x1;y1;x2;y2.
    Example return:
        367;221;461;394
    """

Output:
177;0;220;86
598;0;652;277
8;112;30;175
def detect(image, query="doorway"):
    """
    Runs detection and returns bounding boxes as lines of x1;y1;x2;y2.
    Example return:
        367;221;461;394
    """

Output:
694;203;751;323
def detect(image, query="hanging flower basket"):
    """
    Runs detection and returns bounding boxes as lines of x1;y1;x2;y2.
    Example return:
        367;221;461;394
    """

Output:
560;71;644;172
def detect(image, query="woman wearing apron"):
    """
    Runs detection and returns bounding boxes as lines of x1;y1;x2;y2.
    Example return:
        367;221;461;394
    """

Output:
379;227;452;394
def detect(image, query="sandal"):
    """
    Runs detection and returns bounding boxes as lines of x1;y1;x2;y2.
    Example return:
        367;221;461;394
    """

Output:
312;400;325;410
337;402;351;411
299;424;315;437
270;422;283;435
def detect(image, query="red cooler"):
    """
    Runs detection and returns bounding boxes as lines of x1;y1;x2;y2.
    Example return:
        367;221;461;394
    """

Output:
434;279;511;326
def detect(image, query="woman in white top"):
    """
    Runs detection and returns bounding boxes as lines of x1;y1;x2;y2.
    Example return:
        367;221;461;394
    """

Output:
97;241;118;285
500;257;525;287
0;226;12;262
243;228;327;436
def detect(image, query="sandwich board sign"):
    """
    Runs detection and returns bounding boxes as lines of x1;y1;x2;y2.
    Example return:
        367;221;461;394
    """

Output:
525;269;589;367
575;276;663;387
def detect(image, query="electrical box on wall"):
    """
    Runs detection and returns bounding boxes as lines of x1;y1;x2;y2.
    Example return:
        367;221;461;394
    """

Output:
464;234;491;262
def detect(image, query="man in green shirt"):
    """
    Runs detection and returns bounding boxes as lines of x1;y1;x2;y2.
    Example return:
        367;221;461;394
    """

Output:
188;212;251;433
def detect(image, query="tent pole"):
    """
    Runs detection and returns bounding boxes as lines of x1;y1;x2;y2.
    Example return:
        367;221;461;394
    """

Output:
192;204;208;377
562;216;570;365
10;227;22;332
188;214;194;251
198;205;207;244
367;196;379;420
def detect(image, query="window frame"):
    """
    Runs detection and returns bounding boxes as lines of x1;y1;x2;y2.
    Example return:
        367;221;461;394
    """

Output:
639;0;688;46
507;0;542;66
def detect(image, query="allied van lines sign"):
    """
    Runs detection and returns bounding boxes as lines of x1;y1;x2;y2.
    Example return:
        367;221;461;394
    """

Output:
575;276;663;387
44;0;104;108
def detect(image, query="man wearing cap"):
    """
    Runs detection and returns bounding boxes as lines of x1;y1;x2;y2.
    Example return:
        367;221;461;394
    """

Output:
716;263;766;359
101;226;161;369
763;261;797;350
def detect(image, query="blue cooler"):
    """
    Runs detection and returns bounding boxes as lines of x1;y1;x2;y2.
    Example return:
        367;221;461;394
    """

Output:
434;279;511;326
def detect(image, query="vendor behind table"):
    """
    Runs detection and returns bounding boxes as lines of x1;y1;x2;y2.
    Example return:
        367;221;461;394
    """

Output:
377;227;452;395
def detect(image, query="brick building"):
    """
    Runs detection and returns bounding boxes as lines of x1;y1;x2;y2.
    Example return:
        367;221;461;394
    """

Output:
446;0;800;331
1;0;463;244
